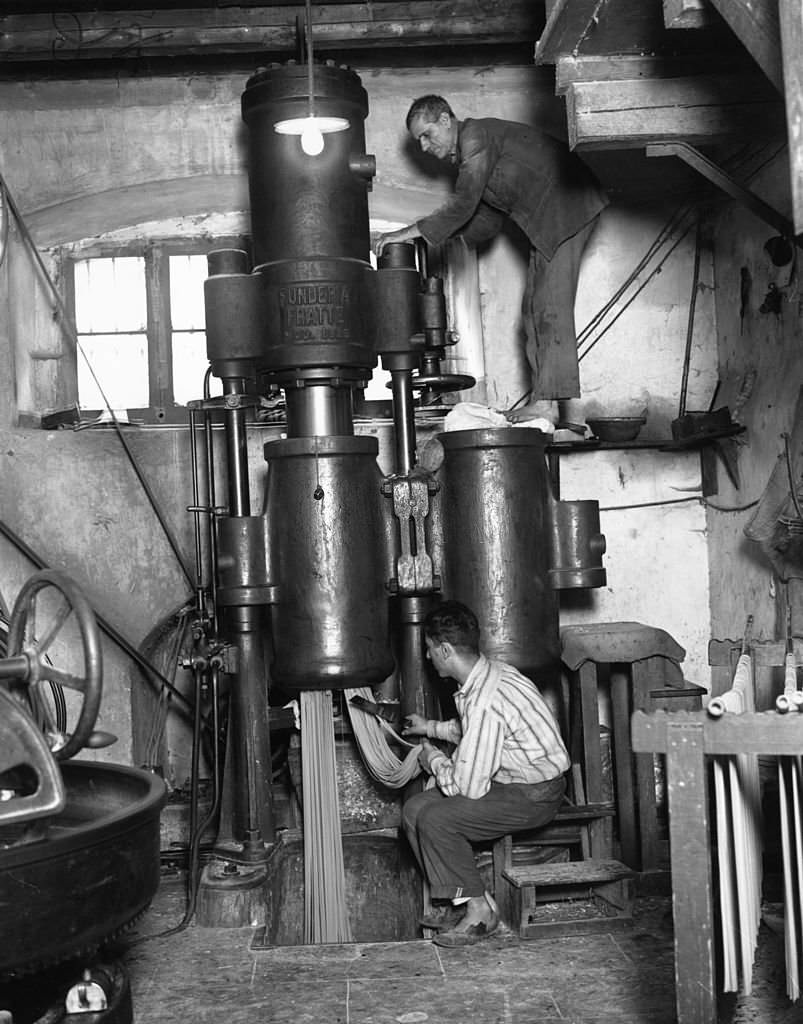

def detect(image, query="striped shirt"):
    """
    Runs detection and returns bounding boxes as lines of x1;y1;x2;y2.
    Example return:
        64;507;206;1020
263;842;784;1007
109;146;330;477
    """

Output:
427;654;569;799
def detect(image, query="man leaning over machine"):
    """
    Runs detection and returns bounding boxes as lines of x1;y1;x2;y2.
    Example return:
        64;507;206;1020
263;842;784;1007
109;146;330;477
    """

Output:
402;600;569;947
374;95;608;424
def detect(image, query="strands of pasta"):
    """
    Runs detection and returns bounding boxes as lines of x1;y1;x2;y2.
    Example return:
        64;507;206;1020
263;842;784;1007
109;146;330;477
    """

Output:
300;689;352;945
777;608;803;1000
344;686;423;788
778;754;803;1000
707;620;763;995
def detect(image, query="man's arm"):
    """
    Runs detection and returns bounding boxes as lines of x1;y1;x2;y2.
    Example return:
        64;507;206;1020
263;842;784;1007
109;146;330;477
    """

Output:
457;202;506;248
423;706;503;799
374;223;422;258
373;121;496;257
415;122;496;247
404;712;461;745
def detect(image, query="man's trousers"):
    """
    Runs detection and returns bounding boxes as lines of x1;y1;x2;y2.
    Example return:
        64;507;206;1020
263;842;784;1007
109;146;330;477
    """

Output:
402;775;566;900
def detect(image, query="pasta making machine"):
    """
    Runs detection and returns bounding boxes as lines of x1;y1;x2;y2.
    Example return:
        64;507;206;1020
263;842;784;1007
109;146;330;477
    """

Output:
185;59;607;932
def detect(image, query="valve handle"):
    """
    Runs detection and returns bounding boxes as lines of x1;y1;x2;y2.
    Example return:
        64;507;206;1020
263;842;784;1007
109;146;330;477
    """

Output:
3;570;103;760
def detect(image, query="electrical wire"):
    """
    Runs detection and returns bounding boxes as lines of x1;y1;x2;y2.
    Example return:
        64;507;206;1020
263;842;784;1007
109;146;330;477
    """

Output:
576;203;697;350
0;178;8;270
579;216;697;362
124;663;222;947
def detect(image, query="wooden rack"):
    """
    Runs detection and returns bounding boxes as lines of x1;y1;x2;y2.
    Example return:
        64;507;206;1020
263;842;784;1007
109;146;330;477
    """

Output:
631;709;803;1024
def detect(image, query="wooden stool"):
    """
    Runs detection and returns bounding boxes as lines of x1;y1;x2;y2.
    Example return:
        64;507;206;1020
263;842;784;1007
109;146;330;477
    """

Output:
561;622;706;871
503;858;634;937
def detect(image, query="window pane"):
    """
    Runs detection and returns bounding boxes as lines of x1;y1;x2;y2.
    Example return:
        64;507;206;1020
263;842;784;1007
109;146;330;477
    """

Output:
74;257;146;333
77;334;149;409
172;332;221;406
169;254;208;331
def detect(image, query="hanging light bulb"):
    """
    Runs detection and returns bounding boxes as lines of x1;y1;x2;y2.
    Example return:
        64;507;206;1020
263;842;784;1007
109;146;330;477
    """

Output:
300;117;325;156
273;0;349;154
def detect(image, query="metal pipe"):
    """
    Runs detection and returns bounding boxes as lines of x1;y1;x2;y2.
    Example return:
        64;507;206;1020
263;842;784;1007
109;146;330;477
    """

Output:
390;369;416;476
398;595;439;722
0;655;31;679
223;605;274;848
221;379;251;517
202;369;220;637
284;385;353;437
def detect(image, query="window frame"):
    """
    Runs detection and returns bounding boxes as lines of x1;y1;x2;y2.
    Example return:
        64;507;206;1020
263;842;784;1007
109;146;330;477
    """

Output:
64;235;250;426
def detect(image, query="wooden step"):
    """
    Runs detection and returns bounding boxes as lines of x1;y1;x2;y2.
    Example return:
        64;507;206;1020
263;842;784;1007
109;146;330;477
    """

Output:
501;858;635;939
503;858;633;889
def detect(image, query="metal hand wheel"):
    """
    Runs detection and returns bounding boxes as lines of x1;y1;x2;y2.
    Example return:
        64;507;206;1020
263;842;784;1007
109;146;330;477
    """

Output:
2;569;102;760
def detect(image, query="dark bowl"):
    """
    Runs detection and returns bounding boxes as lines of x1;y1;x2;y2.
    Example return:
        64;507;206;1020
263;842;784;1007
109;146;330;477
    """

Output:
586;416;646;442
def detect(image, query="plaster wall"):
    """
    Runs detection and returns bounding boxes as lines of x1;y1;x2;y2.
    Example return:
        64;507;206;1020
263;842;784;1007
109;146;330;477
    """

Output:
0;64;717;765
705;148;803;704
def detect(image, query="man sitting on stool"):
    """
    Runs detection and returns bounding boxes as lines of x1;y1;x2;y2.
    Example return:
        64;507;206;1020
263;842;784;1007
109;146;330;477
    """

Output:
403;600;569;946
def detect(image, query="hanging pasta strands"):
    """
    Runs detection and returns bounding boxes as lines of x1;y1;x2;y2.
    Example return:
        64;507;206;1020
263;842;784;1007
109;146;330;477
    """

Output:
708;615;763;995
344;686;423;788
299;689;352;945
777;604;803;1000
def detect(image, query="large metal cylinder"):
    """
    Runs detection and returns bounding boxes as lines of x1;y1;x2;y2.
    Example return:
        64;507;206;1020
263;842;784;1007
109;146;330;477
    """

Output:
263;435;395;690
242;63;371;264
241;63;376;382
548;498;607;589
432;428;560;677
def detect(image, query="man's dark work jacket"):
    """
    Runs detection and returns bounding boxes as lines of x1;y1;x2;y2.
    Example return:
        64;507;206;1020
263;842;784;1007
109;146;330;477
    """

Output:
416;118;608;261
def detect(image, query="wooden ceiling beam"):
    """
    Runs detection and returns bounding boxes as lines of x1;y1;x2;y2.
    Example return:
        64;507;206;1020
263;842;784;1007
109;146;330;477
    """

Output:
565;73;786;151
555;53;746;95
534;0;602;64
0;3;540;62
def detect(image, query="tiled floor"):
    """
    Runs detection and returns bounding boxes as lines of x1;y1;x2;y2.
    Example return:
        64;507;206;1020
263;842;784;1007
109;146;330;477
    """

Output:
4;872;800;1022
113;873;793;1024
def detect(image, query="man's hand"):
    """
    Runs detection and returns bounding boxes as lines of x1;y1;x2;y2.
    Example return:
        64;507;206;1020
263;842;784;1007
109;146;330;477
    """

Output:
418;738;439;773
374;225;420;258
403;713;429;737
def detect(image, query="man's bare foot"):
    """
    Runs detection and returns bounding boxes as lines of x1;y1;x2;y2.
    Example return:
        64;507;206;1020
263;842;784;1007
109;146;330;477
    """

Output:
506;398;558;424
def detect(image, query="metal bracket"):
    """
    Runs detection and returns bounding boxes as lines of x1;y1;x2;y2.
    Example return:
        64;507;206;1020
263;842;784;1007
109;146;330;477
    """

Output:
389;476;435;592
646;142;801;244
0;688;65;824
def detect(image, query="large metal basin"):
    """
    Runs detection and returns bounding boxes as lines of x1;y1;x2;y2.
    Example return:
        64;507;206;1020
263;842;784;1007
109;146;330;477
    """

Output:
0;761;166;977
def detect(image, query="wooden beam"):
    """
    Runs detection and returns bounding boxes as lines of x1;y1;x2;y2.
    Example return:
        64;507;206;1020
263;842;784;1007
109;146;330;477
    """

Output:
555;52;748;95
663;0;715;31
535;0;601;64
780;0;803;234
536;0;668;65
566;73;785;151
632;708;803;757
707;0;783;92
0;2;541;62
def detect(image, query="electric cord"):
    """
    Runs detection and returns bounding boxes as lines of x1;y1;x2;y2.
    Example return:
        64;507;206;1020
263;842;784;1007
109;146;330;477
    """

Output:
598;495;761;513
576;202;697;349
579;219;696;362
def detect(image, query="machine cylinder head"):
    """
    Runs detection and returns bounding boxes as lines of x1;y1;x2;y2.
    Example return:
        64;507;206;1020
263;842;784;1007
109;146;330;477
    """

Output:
241;63;377;384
